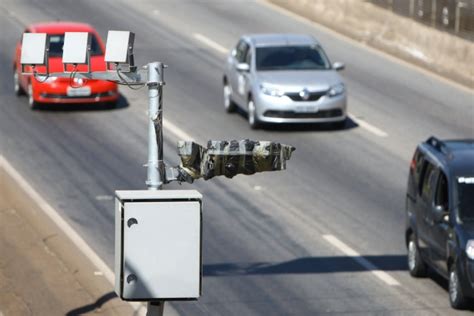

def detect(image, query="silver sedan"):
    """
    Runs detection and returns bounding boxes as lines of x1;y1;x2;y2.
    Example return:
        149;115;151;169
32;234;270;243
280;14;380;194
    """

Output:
223;34;347;129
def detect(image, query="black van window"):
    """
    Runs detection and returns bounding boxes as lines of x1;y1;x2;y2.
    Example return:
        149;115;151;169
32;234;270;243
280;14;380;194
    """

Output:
434;172;449;210
457;177;474;221
421;162;437;201
414;150;425;184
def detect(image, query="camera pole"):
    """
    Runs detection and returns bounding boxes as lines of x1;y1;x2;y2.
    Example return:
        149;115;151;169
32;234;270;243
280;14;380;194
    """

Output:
145;61;166;315
146;62;166;191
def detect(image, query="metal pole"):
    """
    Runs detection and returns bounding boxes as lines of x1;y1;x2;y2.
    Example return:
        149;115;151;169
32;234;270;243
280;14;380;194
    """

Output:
455;2;467;33
431;0;437;27
146;301;165;316
146;62;166;190
145;61;166;315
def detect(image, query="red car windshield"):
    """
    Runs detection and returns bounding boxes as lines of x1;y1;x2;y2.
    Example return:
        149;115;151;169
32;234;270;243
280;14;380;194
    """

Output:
48;34;103;57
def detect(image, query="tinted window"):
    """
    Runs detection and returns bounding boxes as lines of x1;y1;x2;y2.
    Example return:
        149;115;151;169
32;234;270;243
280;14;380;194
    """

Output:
457;177;474;221
434;172;449;210
245;49;252;66
256;45;331;71
421;162;437;201
48;34;103;57
413;150;425;184
235;40;249;63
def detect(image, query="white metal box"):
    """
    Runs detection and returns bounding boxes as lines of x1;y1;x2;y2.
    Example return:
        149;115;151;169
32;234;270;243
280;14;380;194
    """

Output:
105;30;135;64
115;190;202;301
62;32;90;64
20;33;48;65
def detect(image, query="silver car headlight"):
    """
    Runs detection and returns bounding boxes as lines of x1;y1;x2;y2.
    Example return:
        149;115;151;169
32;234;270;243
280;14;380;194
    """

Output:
260;84;284;97
466;240;474;260
328;83;345;97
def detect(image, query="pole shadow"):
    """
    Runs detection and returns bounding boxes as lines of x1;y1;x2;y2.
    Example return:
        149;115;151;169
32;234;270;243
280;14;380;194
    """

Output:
203;255;408;277
230;108;359;132
65;292;118;315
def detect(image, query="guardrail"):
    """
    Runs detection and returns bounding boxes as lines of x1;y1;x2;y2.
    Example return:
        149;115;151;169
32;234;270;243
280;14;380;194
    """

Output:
369;0;473;41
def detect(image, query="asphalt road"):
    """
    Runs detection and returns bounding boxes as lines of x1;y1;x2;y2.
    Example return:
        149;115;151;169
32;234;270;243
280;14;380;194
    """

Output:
0;0;473;315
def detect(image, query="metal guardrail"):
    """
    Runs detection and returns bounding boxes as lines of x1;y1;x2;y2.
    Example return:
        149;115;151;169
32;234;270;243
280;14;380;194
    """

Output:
369;0;473;41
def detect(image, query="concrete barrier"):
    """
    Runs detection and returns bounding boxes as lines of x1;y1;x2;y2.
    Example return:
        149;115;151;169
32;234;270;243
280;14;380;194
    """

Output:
267;0;473;89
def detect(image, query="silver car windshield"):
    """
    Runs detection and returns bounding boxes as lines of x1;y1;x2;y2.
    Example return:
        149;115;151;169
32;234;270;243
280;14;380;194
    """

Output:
457;177;474;221
256;45;331;71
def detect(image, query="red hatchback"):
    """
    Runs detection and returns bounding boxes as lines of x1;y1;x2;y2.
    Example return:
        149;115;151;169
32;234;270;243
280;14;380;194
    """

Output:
13;22;118;108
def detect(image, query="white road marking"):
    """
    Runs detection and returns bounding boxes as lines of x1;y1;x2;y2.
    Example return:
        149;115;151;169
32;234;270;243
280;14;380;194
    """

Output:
349;114;388;137
0;156;148;316
323;234;400;286
163;118;195;141
95;195;113;201
193;33;228;55
258;0;473;94
254;185;263;191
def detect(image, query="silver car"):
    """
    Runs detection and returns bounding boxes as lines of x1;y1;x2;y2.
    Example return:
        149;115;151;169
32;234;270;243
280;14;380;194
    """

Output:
223;34;347;129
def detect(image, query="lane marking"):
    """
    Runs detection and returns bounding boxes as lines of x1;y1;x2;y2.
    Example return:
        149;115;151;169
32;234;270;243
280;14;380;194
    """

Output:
163;118;195;142
258;0;473;94
0;156;147;315
193;33;228;55
323;234;400;286
191;33;389;138
95;195;113;201
349;114;388;137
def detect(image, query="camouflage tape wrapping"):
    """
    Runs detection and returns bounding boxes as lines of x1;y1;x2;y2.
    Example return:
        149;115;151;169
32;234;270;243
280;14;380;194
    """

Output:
176;140;295;182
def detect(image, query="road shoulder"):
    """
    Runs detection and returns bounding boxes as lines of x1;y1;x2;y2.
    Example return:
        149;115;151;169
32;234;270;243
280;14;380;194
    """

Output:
0;157;134;316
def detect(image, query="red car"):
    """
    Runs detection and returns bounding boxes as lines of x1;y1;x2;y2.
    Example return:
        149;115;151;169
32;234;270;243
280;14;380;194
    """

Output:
13;22;118;108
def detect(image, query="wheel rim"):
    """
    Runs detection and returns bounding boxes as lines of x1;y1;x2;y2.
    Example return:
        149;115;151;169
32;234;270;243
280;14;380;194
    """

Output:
248;100;255;126
14;72;20;93
28;84;34;107
408;240;416;271
224;84;231;109
450;270;459;303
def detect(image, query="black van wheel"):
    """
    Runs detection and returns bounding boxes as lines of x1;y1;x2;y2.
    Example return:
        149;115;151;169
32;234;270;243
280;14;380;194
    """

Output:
407;234;427;277
449;264;469;309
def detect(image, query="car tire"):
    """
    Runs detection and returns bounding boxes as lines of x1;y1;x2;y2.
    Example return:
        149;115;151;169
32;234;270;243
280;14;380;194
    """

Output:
27;82;37;109
223;82;236;113
407;234;427;277
247;98;260;129
13;69;25;96
449;264;470;309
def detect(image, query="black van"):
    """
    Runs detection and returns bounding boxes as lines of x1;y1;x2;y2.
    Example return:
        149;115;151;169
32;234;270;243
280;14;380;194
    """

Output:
405;137;474;309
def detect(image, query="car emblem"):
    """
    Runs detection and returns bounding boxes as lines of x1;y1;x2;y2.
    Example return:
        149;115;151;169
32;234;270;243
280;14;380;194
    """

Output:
299;88;310;101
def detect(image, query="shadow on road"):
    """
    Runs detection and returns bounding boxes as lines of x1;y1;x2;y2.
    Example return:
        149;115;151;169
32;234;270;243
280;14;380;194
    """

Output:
65;292;118;316
203;255;407;276
230;108;359;132
32;93;129;112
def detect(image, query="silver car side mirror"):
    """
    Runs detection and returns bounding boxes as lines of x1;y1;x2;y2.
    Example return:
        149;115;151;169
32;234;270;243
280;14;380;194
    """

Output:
332;62;345;71
236;63;250;72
